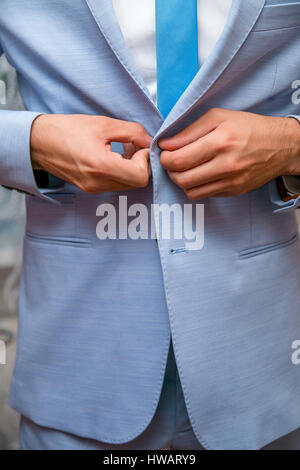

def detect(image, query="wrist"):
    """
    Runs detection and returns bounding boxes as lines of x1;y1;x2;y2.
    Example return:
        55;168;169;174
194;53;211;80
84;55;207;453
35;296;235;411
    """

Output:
30;114;51;170
281;116;300;175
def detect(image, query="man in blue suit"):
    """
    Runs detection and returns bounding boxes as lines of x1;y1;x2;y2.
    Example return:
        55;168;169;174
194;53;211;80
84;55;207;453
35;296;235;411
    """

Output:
0;0;300;450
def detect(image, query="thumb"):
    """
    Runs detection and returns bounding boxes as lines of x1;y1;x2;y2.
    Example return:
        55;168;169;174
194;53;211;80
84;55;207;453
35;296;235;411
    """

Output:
131;148;152;179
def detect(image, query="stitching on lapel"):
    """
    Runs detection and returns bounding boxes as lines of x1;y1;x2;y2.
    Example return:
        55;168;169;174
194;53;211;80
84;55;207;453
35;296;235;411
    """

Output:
85;0;158;105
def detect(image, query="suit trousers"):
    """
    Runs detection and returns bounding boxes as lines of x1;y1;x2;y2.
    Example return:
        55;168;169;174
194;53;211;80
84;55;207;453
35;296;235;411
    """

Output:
19;340;300;450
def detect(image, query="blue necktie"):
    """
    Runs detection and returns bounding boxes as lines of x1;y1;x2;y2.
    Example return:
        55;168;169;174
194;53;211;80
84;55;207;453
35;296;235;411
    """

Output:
156;0;199;118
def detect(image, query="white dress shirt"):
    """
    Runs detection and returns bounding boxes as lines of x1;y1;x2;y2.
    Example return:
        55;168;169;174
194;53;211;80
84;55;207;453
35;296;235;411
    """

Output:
112;0;233;103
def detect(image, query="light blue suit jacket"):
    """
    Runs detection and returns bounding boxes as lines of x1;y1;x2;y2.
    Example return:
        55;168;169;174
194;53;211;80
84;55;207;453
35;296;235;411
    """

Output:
0;0;300;450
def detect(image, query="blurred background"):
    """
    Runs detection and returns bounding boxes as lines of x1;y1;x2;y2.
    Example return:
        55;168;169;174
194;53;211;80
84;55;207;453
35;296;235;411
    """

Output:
0;54;26;450
0;54;300;451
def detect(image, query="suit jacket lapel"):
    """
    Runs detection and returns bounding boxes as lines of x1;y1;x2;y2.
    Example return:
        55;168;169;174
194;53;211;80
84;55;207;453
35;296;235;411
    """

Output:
156;0;267;137
84;0;161;117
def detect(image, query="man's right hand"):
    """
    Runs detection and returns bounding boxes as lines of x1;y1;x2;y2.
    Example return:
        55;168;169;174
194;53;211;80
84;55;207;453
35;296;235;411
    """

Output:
30;114;153;193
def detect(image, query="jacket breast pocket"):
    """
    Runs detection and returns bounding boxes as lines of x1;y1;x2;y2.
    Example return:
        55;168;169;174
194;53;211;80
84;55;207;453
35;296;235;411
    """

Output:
253;3;300;31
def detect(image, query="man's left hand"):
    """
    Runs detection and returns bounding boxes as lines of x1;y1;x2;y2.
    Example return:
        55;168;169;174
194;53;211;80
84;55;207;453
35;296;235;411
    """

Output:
159;108;300;200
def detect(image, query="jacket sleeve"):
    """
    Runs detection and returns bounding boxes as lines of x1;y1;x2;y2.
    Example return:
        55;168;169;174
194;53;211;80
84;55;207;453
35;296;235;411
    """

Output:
0;109;63;202
269;115;300;213
0;46;63;203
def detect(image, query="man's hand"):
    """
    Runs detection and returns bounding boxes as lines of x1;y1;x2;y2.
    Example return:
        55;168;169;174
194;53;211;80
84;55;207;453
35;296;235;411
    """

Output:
159;108;300;200
31;114;153;193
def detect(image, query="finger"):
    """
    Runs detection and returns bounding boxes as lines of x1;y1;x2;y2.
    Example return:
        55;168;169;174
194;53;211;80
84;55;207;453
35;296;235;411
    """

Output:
123;143;138;159
105;118;153;149
185;178;234;200
95;178;136;192
168;155;235;190
130;147;152;179
77;173;136;192
160;130;218;172
105;148;151;187
159;108;225;151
